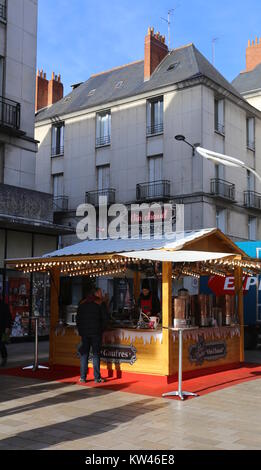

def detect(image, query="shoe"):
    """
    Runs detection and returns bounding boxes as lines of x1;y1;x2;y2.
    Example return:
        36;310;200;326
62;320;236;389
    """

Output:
79;378;87;383
94;378;106;383
1;358;7;367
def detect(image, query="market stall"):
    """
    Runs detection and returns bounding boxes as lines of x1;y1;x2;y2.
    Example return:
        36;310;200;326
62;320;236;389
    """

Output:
6;228;261;379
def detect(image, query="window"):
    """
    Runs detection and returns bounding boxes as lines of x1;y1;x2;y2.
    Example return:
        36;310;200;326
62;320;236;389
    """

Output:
53;173;64;198
96;110;111;147
216;208;227;233
248;217;257;241
0;1;6;21
215;163;225;180
147;96;163;136
247;117;255;151
0;56;4;96
51;123;64;156
214;99;225;135
148;155;163;182
97;165;110;190
247;170;255;192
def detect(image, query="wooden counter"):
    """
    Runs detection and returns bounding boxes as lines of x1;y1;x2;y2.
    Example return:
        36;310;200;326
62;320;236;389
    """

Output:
51;324;241;377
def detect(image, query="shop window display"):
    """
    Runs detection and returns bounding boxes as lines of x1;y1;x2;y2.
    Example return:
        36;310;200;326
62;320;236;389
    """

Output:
6;271;31;337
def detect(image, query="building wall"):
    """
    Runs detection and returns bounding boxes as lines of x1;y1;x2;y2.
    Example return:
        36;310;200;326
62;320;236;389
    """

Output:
0;0;38;190
35;81;261;243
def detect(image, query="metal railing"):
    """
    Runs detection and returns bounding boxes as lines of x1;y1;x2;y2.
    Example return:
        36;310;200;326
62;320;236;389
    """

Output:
136;180;171;201
210;178;235;201
247;141;255;152
0;96;20;129
147;122;164;136
96;135;111;147
53;196;69;212
0;3;6;21
51;146;64;157
215;122;225;135
244;191;261;210
85;188;116;206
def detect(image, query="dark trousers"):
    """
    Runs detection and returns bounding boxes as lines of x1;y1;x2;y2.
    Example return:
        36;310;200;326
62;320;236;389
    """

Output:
79;335;102;380
0;339;8;360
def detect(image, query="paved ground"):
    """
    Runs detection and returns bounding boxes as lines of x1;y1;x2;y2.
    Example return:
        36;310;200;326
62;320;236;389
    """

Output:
0;341;261;450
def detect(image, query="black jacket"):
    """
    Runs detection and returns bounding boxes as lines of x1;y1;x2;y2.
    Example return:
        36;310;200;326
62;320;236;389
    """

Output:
76;297;108;337
0;303;12;335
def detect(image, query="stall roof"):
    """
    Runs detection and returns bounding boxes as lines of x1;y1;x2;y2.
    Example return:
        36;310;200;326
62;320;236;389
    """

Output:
40;228;245;258
118;250;235;263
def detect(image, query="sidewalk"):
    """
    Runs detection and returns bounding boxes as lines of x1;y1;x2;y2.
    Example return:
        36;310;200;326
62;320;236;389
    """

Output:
0;342;261;450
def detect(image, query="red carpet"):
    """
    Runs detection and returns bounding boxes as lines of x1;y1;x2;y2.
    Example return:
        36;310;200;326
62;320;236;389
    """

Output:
1;363;261;399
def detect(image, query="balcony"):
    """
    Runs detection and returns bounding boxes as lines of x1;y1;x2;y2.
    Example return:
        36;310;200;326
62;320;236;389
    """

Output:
146;123;163;137
244;191;261;210
85;189;116;206
53;196;69;212
51;146;64;157
0;2;6;21
210;178;235;201
96;135;111;148
136;180;171;202
0;96;20;130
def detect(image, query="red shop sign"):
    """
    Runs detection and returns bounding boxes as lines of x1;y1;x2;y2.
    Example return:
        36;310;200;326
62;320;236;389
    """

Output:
208;275;258;296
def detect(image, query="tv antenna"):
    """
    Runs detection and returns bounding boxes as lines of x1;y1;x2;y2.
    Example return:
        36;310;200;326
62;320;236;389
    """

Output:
161;6;179;49
212;37;219;66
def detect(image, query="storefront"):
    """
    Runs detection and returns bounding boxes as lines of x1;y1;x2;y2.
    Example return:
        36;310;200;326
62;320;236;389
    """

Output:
6;228;259;378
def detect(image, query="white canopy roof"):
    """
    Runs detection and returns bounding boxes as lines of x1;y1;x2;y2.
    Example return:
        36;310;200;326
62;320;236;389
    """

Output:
44;228;218;258
118;250;235;263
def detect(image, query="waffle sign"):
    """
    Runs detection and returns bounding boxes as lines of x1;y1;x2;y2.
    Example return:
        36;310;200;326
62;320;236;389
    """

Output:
90;344;137;365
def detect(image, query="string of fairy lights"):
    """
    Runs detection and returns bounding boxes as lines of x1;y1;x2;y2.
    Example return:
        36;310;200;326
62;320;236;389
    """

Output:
12;254;261;280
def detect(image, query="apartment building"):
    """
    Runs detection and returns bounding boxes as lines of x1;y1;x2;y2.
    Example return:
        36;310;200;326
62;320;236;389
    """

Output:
35;28;261;247
0;0;69;337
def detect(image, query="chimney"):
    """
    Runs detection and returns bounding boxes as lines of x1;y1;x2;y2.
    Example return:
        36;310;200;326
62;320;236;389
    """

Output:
48;72;64;106
35;69;48;112
246;37;261;72
144;27;169;81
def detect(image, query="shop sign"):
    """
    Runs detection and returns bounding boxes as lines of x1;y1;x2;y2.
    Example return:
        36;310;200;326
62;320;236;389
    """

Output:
208;275;259;296
189;335;227;365
90;344;137;365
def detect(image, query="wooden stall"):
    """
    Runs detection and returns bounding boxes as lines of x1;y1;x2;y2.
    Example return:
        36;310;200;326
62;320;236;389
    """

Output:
6;228;261;380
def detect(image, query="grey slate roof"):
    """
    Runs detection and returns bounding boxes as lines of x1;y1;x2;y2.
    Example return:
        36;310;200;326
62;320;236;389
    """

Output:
232;63;261;94
36;44;246;122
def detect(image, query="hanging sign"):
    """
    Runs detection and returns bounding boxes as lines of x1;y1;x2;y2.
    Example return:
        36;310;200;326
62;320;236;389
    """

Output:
208;275;258;296
189;335;227;365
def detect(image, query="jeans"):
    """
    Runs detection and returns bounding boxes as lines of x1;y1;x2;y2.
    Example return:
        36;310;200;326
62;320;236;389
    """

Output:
0;339;7;360
79;335;102;380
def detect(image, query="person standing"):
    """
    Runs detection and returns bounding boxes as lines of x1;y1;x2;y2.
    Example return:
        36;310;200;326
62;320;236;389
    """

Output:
0;299;12;367
138;279;161;318
76;289;107;384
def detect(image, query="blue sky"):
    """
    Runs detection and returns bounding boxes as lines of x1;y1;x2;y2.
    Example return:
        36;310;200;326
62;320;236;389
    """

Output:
38;0;261;95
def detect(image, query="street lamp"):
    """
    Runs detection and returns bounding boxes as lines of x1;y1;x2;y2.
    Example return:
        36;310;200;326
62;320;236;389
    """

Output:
174;135;261;183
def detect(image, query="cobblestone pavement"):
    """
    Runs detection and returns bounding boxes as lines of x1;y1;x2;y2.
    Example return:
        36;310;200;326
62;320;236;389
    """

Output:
0;342;260;450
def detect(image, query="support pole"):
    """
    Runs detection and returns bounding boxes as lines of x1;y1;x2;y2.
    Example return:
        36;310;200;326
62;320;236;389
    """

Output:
234;265;244;363
133;270;141;303
49;267;60;366
162;261;172;376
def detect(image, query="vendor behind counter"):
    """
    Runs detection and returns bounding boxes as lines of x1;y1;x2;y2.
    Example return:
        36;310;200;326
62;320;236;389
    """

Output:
138;279;161;318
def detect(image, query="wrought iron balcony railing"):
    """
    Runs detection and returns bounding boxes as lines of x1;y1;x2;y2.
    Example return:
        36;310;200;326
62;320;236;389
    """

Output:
244;191;261;210
85;188;116;206
0;96;20;129
210;178;235;201
96;135;111;147
53;196;69;212
146;122;164;136
51;146;64;157
136;180;171;201
0;3;6;21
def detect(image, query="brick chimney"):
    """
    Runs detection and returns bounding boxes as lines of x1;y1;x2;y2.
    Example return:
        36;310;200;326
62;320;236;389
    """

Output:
246;37;261;72
144;27;169;81
48;72;64;107
35;69;48;112
35;70;64;112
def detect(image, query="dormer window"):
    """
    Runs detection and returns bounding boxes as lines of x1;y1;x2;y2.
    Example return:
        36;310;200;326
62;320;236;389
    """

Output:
88;89;96;96
115;81;124;89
